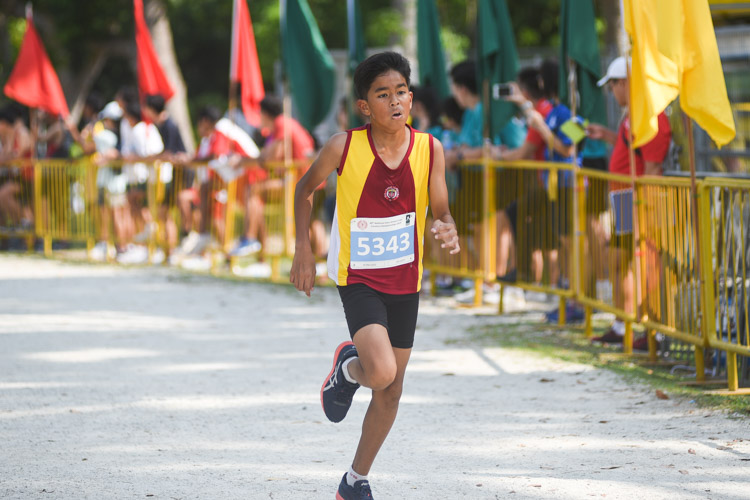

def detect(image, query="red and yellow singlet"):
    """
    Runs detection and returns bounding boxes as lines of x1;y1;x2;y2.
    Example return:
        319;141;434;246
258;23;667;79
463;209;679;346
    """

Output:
327;124;434;294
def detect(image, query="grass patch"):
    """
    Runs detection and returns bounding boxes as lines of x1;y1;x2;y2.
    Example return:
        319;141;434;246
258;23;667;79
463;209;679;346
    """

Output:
452;316;750;417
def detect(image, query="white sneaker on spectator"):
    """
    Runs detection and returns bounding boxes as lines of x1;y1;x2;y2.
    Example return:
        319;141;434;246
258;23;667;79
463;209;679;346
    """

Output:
232;262;272;278
175;231;201;256
524;290;550;304
117;244;149;265
89;241;110;262
133;222;156;244
150;247;165;265
188;233;213;256
180;255;212;272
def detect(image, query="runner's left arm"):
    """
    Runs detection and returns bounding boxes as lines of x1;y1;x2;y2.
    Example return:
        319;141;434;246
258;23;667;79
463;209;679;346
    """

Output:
428;138;460;255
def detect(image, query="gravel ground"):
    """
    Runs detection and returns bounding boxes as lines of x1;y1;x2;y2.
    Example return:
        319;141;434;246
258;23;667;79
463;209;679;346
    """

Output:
0;255;748;500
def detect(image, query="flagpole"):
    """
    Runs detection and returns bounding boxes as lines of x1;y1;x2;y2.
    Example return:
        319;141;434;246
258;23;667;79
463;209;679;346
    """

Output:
568;57;581;304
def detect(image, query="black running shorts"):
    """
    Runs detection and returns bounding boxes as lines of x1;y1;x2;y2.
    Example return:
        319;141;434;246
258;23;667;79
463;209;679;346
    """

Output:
337;283;419;349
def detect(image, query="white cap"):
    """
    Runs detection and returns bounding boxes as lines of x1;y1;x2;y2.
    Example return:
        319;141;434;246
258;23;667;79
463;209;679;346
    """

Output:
597;56;629;87
99;101;123;120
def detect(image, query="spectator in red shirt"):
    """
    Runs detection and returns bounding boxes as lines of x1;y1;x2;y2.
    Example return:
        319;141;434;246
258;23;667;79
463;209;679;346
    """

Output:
172;106;261;261
587;56;672;347
259;96;327;258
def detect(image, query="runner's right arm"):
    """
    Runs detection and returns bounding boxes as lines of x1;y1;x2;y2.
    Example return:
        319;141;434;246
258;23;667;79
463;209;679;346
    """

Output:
290;132;347;296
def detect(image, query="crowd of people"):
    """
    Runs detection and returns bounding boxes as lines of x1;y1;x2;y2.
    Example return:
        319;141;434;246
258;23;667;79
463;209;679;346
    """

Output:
0;54;675;349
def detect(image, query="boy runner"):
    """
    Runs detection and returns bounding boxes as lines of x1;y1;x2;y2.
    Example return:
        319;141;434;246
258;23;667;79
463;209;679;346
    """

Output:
290;52;460;499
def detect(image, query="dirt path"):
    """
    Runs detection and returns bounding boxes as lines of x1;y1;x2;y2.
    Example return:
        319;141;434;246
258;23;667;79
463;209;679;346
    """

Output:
0;255;748;499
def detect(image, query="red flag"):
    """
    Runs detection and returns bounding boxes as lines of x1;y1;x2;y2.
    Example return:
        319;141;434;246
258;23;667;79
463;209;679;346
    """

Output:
134;0;175;101
3;11;69;118
230;0;264;127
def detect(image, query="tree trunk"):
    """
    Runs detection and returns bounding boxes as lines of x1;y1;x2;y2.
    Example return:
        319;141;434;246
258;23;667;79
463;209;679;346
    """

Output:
393;0;417;66
597;0;623;58
145;0;195;153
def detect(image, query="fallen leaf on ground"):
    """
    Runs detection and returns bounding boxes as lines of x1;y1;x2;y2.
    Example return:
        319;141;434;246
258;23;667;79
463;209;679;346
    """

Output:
688;449;696;455
600;466;621;470
679;470;689;475
540;378;555;383
655;390;669;400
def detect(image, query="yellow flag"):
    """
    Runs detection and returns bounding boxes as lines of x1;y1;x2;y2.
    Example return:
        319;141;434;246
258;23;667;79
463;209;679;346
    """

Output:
680;0;735;147
623;0;735;148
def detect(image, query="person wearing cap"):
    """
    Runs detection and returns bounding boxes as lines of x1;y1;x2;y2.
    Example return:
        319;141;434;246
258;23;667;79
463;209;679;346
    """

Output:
586;56;672;347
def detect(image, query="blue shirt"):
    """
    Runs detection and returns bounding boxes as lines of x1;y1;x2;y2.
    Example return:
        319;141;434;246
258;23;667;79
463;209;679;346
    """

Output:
543;103;581;187
456;103;484;148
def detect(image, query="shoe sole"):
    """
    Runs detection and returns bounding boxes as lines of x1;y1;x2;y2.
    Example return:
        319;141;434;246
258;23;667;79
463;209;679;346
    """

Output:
320;341;355;420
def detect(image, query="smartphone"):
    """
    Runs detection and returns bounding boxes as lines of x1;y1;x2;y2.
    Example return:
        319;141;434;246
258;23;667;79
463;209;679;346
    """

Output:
492;82;513;100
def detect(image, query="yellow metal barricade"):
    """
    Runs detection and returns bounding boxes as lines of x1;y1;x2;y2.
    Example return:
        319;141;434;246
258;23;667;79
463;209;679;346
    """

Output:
34;159;99;255
700;178;750;391
636;176;706;370
575;168;639;348
495;160;576;317
425;159;490;306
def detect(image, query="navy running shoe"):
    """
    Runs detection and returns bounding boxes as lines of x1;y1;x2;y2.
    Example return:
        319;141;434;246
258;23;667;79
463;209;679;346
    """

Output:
321;341;360;423
336;473;373;499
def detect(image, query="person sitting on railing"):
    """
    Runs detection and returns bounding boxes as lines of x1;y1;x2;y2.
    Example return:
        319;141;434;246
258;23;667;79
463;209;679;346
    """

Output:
258;95;326;259
586;56;671;348
0;103;33;234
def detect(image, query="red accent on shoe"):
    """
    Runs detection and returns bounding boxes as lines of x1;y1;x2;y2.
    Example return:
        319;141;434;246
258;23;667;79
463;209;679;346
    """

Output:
321;341;355;414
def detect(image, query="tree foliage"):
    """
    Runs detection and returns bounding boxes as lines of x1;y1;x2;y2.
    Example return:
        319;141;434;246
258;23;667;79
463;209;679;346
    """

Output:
0;0;613;118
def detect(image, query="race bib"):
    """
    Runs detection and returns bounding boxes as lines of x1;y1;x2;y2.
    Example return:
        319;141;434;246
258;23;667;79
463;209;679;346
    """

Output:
350;212;415;270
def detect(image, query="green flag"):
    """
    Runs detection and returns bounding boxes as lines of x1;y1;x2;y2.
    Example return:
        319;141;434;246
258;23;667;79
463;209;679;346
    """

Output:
417;0;450;99
347;0;366;128
476;0;519;138
281;0;335;131
559;0;606;125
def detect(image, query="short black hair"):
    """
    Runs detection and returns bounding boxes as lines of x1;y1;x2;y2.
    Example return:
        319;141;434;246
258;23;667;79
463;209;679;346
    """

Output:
260;96;283;118
197;105;221;124
450;61;477;95
411;85;441;126
0;106;14;125
441;96;463;125
145;94;166;114
85;92;105;115
116;85;138;107
540;59;559;100
125;101;141;122
517;67;544;100
353;51;411;100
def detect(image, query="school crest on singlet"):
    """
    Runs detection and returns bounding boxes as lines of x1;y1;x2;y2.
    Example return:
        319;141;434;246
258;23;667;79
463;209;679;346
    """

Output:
327;125;434;294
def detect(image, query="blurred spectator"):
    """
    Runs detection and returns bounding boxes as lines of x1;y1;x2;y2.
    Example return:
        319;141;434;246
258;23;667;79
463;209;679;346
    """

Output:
259;96;326;258
587;56;672;346
172;105;260;261
143;94;187;252
117;100;164;264
493;66;552;285
0;104;33;231
411;85;442;137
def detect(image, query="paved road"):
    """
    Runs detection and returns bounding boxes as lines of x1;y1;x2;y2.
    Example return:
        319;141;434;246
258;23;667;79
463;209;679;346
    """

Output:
1;255;748;499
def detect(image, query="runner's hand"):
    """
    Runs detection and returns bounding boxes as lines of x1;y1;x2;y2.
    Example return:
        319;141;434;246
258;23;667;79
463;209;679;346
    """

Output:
290;246;316;297
431;219;460;255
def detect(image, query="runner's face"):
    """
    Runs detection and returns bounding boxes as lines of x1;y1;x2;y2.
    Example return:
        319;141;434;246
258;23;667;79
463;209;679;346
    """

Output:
359;70;412;130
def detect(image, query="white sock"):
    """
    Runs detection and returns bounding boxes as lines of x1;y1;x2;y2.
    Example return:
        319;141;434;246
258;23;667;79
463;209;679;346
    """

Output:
612;320;625;335
346;466;367;486
342;357;358;384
